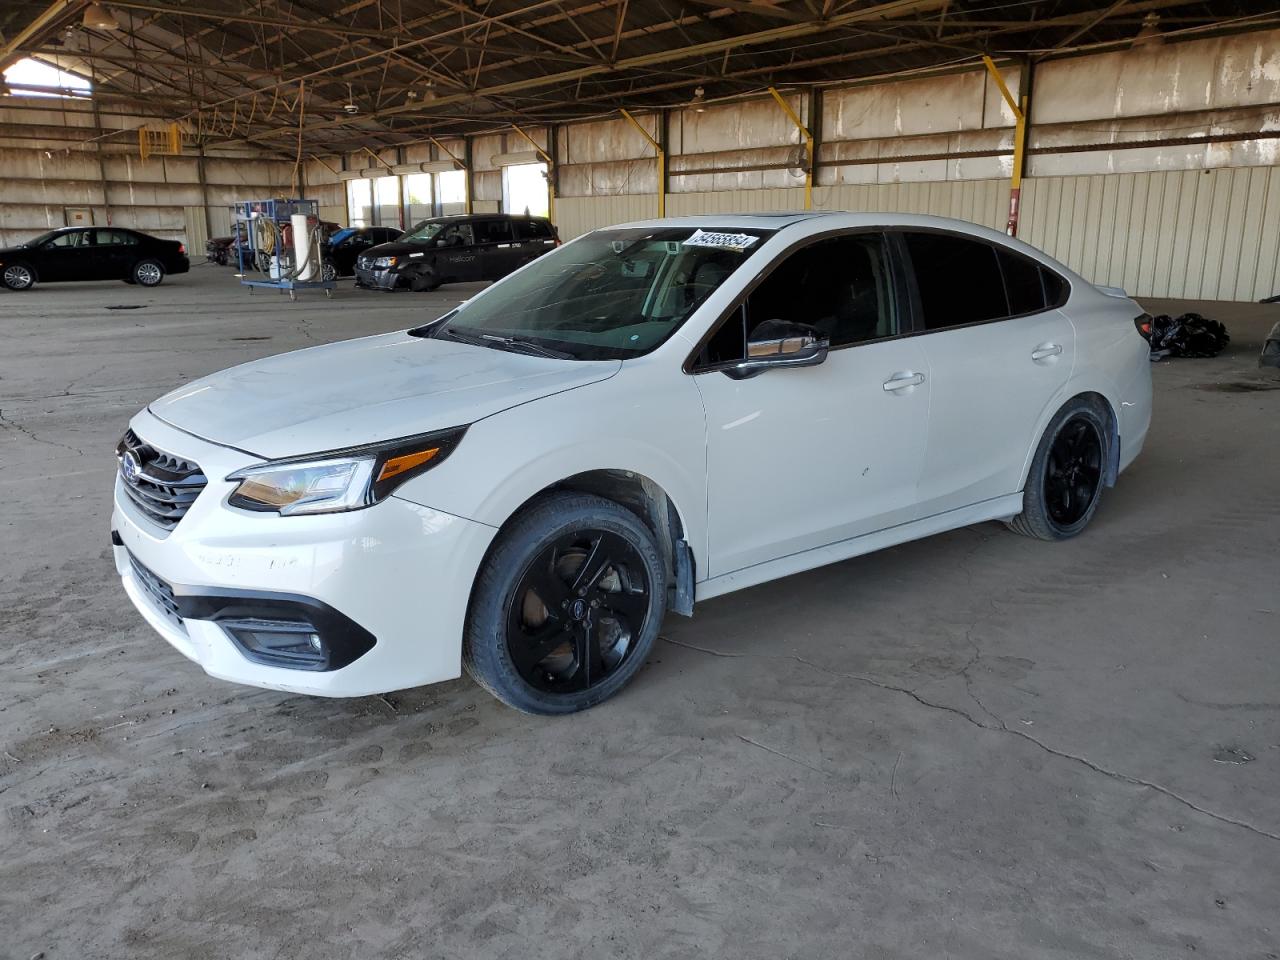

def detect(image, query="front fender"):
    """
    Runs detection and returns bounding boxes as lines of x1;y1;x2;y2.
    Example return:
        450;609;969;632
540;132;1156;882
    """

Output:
392;367;709;576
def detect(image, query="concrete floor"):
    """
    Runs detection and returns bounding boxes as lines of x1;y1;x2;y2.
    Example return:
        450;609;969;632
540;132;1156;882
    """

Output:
2;264;1278;959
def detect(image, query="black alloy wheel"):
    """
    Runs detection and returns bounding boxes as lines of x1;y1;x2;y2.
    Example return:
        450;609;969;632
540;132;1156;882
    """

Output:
1007;396;1111;541
1044;417;1103;527
463;492;667;714
506;530;651;693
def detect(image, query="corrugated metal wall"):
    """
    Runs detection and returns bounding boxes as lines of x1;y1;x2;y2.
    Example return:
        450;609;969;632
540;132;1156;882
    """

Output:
1022;167;1280;302
555;171;1280;301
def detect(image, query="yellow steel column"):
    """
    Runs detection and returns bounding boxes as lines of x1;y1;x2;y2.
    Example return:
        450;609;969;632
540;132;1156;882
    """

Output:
982;54;1027;236
619;108;665;218
768;86;813;210
511;124;555;221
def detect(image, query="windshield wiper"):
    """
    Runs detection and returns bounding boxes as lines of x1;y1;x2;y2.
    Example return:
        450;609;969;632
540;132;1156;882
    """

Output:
429;325;574;359
481;334;575;360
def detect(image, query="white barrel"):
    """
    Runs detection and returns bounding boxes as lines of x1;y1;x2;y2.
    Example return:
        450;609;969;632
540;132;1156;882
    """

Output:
291;213;315;281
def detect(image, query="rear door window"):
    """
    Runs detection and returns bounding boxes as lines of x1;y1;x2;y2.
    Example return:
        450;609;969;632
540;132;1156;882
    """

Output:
903;232;1008;329
997;248;1046;316
474;219;514;244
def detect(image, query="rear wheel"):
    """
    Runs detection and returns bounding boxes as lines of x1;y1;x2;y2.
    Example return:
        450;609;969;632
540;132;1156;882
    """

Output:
133;259;165;287
320;261;337;282
463;493;667;715
2;263;36;291
1007;397;1109;541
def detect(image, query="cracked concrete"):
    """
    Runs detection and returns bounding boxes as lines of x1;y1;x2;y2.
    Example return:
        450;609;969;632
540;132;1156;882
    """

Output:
1;269;1279;959
664;636;1280;843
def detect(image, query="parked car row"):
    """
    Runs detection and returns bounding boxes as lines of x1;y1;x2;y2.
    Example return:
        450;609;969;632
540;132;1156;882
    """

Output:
3;215;559;293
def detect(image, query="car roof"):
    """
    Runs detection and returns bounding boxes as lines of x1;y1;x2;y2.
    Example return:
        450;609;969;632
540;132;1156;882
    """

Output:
605;212;838;231
422;213;550;222
603;211;1020;243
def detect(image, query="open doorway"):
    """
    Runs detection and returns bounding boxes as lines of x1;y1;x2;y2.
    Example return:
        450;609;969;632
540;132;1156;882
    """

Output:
502;162;549;218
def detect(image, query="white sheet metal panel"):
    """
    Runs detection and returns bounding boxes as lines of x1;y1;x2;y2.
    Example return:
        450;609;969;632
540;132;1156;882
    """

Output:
555;194;660;238
817;179;1006;231
667;188;807;216
1020;167;1280;301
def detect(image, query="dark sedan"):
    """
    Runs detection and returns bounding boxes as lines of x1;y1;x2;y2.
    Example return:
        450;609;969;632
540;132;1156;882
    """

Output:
0;227;190;290
322;226;402;280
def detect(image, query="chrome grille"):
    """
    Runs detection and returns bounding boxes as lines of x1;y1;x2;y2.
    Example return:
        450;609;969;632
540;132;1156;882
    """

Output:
127;551;186;633
117;428;207;532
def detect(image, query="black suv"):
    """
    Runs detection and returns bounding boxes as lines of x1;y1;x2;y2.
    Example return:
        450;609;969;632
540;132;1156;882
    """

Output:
354;214;559;292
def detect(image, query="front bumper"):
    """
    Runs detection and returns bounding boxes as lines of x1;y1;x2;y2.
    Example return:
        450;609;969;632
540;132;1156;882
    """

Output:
353;265;400;290
112;409;496;697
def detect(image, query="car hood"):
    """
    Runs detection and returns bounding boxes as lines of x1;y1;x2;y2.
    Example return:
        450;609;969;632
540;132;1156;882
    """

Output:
148;331;621;459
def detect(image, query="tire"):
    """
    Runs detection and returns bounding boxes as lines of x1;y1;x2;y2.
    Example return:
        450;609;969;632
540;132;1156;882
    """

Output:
2;262;37;291
133;259;165;287
321;261;337;282
1007;396;1111;541
463;492;668;715
409;269;439;292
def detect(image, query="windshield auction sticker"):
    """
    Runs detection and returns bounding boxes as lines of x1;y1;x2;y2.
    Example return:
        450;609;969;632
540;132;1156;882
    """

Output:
682;229;759;250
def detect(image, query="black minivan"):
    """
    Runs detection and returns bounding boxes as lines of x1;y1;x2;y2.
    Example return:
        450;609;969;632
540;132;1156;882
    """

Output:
354;214;559;292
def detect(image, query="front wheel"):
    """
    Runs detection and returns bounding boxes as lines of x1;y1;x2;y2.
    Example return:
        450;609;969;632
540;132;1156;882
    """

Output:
1007;397;1110;541
133;259;165;287
2;263;36;291
320;261;337;282
409;270;439;292
463;493;667;715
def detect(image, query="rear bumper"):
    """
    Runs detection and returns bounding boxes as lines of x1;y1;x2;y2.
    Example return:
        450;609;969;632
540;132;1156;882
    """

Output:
170;256;191;275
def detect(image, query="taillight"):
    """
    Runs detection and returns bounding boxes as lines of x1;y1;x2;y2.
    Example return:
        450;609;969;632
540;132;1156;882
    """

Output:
178;243;186;255
1134;313;1152;341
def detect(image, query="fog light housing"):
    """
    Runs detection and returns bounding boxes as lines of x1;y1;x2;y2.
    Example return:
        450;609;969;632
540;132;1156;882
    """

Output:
221;617;330;671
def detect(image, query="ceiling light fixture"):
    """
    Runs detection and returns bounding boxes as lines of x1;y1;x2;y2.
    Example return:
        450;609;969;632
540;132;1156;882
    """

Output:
692;85;706;113
82;4;120;30
1132;13;1162;47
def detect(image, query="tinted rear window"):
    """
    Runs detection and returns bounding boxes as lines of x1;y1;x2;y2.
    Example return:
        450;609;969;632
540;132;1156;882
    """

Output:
904;232;1007;329
515;219;553;241
474;219;513;244
998;248;1046;315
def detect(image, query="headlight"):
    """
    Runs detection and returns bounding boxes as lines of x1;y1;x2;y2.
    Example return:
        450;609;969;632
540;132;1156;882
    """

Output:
373;256;398;269
226;426;466;516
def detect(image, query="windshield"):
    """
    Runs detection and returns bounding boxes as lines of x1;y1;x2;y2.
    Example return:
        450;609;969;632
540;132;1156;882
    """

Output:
432;227;769;360
25;230;61;247
401;220;446;244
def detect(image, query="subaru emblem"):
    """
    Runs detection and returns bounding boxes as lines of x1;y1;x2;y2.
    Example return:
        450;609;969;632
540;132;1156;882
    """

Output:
121;449;142;484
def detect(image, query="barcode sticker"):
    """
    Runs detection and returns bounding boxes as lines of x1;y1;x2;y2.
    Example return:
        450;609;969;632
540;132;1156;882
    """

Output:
682;229;759;250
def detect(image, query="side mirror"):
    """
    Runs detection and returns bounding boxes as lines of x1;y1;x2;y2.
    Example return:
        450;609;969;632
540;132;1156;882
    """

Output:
725;319;829;379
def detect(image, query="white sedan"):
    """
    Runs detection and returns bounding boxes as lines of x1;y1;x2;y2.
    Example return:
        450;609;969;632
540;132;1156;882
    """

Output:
111;213;1152;714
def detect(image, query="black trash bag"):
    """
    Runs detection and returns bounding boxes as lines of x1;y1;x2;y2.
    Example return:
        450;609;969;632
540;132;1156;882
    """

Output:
1141;312;1230;360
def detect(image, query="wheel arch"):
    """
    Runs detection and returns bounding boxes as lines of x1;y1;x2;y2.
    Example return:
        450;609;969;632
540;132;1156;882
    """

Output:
1017;385;1121;492
482;468;696;617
